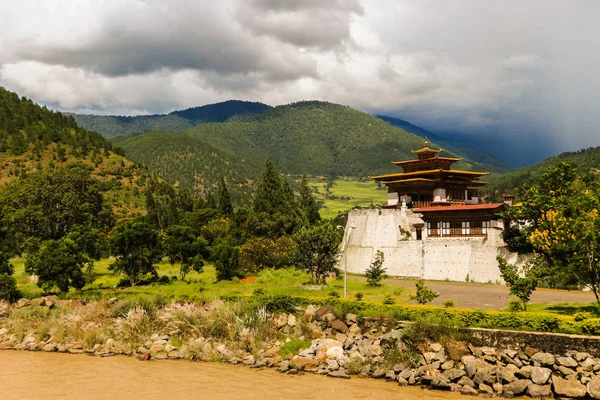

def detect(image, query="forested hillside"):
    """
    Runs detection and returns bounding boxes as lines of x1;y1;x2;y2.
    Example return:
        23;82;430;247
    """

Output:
73;100;271;138
480;146;600;202
377;115;512;173
0;87;147;217
113;101;494;197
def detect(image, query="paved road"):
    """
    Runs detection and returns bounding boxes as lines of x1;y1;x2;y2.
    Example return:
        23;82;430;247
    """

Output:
349;276;597;310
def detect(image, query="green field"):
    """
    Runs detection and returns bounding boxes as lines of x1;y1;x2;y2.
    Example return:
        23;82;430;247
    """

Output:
11;257;412;304
308;178;387;219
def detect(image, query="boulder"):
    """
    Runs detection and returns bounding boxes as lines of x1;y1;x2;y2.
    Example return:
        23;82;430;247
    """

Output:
315;305;334;320
503;379;529;395
556;356;578;368
530;366;551;385
458;376;475;388
441;360;454;370
459;385;478;396
345;313;357;325
274;314;287;329
526;383;552;398
446;342;470;360
277;360;290;373
331;319;348;333
325;346;345;360
442;368;466;382
287;314;297;327
588;378;600;399
478;383;494;395
524;347;539;357
553;376;587;398
574;352;590;362
498;367;516;383
531;352;554;366
429;342;443;352
516;365;532;379
328;370;350;379
303;305;318;322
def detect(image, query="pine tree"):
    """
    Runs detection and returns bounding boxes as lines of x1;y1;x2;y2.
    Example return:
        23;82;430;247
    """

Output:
299;174;321;224
252;159;284;214
218;177;234;215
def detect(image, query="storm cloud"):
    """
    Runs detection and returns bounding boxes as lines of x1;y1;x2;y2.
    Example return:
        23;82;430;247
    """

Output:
0;0;599;165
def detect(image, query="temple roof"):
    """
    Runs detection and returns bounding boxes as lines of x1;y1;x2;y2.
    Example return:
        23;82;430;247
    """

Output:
371;169;489;181
392;157;461;166
413;203;506;213
411;138;441;158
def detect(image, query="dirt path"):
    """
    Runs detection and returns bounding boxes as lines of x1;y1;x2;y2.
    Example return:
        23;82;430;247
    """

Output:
349;276;597;310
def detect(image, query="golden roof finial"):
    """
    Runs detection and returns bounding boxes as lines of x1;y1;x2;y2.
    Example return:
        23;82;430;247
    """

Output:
424;137;429;147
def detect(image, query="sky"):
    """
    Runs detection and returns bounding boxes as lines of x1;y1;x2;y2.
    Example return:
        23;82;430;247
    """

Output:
1;0;599;166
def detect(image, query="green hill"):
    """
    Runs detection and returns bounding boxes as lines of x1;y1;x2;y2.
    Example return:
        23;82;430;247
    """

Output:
73;100;271;138
480;146;600;202
0;86;148;217
112;101;498;202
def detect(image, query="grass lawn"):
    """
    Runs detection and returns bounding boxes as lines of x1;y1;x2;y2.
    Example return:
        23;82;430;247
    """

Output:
308;178;387;219
11;257;413;305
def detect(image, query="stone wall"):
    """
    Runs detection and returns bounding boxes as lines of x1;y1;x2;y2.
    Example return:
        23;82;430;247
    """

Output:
339;209;529;283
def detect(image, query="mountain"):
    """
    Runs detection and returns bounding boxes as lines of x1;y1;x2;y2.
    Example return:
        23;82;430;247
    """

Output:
377;115;513;173
112;101;500;200
480;146;600;202
73;100;271;138
0;86;148;218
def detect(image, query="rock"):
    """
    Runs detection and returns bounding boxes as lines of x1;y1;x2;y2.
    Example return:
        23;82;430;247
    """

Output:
242;355;256;366
553;376;587;398
326;346;345;360
575;352;590;362
558;365;576;376
556;356;578;368
138;352;151;361
503;379;529;395
445;342;470;360
43;295;58;308
372;367;386;379
291;356;318;370
399;369;413;380
458;376;475;388
478;383;494;395
430;375;451;389
277;360;290;373
441;360;454;370
149;344;164;353
588;378;600;399
503;349;518;359
43;343;56;352
303;305;318;322
460;385;478;396
16;298;31;308
498;367;516;383
493;383;504;394
315;305;334;320
326;359;339;371
345;313;357;325
287;314;297;327
274;314;287;329
526;383;551;398
328;370;350;379
443;368;466;382
480;346;497;356
384;370;396;381
331;319;348;333
430;342;443;352
397;377;408;386
524;347;539;357
581;357;596;371
530;366;551;385
530;352;554;367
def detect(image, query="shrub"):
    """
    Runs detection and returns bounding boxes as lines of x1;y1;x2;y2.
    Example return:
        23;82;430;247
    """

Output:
328;290;340;298
354;292;364;301
410;280;439;304
365;250;386;286
0;274;21;302
383;295;395;305
279;339;311;357
239;236;297;273
444;300;456;308
508;299;524;312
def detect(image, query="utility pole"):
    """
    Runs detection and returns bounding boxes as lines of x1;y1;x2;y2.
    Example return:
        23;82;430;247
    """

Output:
343;220;355;298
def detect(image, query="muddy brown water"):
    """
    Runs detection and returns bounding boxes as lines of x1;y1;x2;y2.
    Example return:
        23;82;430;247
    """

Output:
0;351;466;400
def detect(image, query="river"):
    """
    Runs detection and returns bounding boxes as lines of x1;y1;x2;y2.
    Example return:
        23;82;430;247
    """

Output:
0;351;466;400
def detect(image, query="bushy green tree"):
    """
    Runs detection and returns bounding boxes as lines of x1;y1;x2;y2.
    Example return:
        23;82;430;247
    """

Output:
497;256;540;311
300;174;321;224
0;251;20;302
365;250;386;286
212;243;240;281
218;177;234;215
410;280;439;304
248;159;304;238
164;225;208;280
293;223;341;284
109;219;162;286
0;166;114;251
25;238;87;293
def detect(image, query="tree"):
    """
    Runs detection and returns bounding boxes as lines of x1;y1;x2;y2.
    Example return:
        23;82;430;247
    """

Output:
248;159;303;238
212;243;240;281
410;280;439;304
293;223;341;284
218;177;234;215
505;162;600;303
65;225;103;273
0;251;20;302
109;219;162;286
25;238;87;293
365;250;386;286
0;166;114;251
299;174;321;224
164;225;208;280
496;256;540;311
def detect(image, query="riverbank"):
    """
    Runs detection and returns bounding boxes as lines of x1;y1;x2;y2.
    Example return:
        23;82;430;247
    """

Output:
2;297;600;398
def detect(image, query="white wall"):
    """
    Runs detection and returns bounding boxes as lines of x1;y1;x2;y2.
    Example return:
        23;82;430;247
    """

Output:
339;209;523;283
